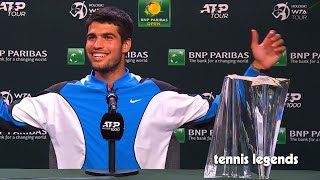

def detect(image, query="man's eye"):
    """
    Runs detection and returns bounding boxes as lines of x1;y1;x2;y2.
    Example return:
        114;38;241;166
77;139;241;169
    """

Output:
105;36;113;39
87;36;95;40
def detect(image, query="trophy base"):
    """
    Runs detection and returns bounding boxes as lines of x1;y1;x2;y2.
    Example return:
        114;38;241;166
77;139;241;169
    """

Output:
85;169;139;177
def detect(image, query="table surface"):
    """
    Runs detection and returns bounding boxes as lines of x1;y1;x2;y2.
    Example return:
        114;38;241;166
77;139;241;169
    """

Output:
0;169;319;180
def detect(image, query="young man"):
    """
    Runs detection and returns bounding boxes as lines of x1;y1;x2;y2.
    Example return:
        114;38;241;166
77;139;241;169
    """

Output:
0;6;285;169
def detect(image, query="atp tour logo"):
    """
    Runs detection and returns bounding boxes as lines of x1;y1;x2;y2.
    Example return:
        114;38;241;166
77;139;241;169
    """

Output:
0;90;31;105
102;121;120;132
200;4;229;19
285;93;301;108
0;2;26;17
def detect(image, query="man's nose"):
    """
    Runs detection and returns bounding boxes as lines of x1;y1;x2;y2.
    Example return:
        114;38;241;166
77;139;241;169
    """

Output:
93;37;104;49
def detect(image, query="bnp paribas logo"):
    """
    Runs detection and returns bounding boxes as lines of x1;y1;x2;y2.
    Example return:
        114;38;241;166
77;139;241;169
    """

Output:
138;0;171;27
273;50;287;67
168;49;185;66
277;127;286;144
174;128;185;143
67;48;85;65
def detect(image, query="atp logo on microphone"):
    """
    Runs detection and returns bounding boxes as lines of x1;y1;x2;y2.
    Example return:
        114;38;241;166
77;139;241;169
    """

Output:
102;121;121;132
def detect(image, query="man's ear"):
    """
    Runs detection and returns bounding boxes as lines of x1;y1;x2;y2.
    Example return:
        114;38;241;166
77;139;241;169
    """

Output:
122;38;132;53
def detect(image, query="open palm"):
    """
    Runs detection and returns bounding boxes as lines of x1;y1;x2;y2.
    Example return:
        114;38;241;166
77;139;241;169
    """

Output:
251;30;286;70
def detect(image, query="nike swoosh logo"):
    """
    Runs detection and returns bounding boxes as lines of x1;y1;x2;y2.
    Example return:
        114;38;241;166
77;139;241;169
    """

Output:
130;99;142;103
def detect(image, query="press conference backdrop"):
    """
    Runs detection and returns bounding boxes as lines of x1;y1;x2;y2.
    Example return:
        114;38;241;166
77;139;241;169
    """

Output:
0;0;319;170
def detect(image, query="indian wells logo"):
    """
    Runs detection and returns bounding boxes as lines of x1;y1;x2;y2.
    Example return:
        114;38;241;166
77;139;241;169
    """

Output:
138;0;171;27
174;128;185;143
67;48;85;65
168;49;185;66
274;50;287;66
277;127;286;144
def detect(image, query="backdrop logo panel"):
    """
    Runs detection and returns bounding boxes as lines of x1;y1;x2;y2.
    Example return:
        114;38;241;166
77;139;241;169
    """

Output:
277;127;286;144
285;93;301;109
67;48;85;65
0;90;31;105
289;130;320;143
290;51;320;65
138;0;171;27
200;3;229;19
0;50;48;63
188;51;249;65
0;129;47;141
274;50;287;66
272;2;308;21
168;49;185;66
70;1;105;20
187;128;213;142
174;128;186;143
0;1;26;17
125;51;149;64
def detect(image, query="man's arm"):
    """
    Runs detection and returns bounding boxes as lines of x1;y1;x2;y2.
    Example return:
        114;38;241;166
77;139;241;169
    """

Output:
0;99;27;127
193;29;286;124
0;81;72;130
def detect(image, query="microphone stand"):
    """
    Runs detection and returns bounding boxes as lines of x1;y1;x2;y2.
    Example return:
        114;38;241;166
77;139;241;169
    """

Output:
85;93;139;177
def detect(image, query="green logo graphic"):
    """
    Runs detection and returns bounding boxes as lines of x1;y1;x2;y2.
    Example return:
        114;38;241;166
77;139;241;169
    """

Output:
273;50;287;67
174;128;185;143
67;48;85;65
138;0;171;27
277;127;286;144
168;49;185;66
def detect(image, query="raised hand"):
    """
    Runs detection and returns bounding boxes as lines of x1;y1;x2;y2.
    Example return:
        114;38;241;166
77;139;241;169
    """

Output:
250;29;286;70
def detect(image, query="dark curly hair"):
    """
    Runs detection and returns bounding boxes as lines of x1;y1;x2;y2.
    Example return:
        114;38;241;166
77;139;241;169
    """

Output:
85;6;133;42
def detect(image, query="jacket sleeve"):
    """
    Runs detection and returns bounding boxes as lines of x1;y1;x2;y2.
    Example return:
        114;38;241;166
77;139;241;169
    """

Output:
0;81;71;130
193;64;261;123
1;93;58;130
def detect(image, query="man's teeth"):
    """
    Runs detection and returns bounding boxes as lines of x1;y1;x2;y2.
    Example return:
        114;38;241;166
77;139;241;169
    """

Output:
93;53;106;57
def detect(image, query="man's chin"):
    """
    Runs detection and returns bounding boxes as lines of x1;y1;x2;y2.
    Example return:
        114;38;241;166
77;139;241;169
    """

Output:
92;67;110;73
90;59;121;74
92;65;117;74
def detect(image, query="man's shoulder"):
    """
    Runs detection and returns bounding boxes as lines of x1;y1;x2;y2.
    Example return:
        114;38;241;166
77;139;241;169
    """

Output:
37;80;78;96
139;77;178;92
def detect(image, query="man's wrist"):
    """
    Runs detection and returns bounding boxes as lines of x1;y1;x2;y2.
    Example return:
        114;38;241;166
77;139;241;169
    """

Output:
252;61;263;72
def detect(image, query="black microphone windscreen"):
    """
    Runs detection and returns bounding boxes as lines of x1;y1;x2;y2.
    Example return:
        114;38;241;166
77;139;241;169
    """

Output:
100;112;124;141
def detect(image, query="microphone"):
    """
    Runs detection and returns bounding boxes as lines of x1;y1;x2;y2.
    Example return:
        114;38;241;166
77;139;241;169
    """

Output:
85;92;138;177
100;112;124;174
100;112;124;141
107;93;117;113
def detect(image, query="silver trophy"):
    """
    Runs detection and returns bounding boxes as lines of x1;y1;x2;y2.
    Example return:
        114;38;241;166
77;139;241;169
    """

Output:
204;75;289;179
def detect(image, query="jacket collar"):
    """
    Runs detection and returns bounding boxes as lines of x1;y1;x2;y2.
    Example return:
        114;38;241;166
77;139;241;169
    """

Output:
85;68;139;92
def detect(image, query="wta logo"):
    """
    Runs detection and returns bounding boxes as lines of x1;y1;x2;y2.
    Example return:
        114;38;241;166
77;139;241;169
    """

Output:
272;2;290;21
0;91;13;105
70;1;105;20
0;90;31;105
70;1;87;20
